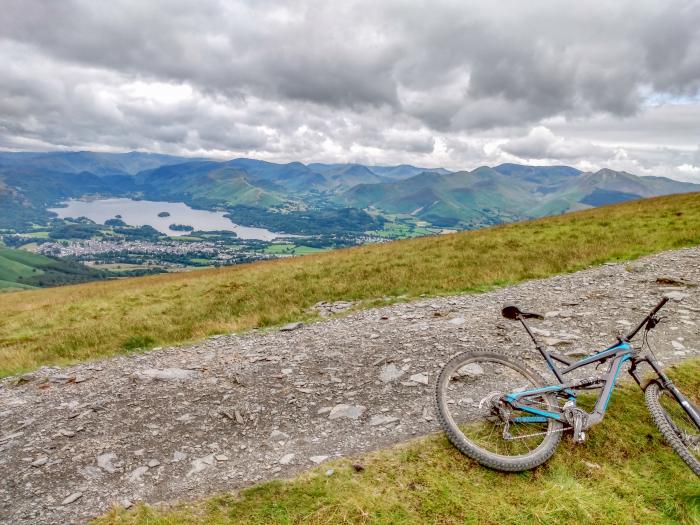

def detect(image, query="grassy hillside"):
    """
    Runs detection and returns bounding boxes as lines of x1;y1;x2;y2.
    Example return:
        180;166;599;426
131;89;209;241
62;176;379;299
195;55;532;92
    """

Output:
1;192;699;377
98;360;700;524
0;246;106;290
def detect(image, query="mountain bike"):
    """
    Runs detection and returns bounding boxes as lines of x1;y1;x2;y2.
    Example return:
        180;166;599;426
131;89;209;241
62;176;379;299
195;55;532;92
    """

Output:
435;295;700;476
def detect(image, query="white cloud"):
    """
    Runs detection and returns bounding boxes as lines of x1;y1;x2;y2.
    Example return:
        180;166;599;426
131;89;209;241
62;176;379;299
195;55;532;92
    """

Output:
0;0;699;180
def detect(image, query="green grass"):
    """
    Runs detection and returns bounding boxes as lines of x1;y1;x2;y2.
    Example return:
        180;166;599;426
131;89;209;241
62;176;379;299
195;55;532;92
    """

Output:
20;230;50;239
0;279;34;290
264;244;326;255
1;193;700;377
0;246;47;283
365;218;437;239
96;360;700;525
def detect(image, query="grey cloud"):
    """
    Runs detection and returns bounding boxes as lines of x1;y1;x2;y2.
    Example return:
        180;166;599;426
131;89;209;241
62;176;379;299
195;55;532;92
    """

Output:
1;0;700;180
3;0;700;127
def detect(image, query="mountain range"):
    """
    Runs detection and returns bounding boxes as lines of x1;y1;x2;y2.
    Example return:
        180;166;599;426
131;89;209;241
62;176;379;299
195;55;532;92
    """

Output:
0;151;698;230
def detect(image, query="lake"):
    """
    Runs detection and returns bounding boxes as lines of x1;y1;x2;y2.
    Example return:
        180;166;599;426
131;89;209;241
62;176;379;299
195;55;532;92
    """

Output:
48;198;283;240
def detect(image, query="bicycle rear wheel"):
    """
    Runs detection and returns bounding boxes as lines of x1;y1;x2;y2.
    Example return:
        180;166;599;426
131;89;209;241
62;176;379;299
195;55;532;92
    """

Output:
435;350;563;472
645;382;700;477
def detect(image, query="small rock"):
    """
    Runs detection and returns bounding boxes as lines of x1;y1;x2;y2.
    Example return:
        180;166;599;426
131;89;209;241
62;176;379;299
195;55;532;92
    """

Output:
279;453;295;465
97;452;117;473
408;373;429;385
121;499;133;509
172;451;187;462
138;368;198;381
309;455;329;464
542;337;572;347
269;429;290;441
325;469;334;476
128;466;149;483
61;492;83;505
583;461;602;470
448;317;466;325
59;429;75;438
215;454;229;462
31;456;48;467
379;363;404;382
50;374;73;384
456;363;483;377
656;276;691;287
187;454;215;477
280;322;303;332
147;459;160;468
665;291;690;301
369;415;399;426
328;404;366;420
79;466;103;480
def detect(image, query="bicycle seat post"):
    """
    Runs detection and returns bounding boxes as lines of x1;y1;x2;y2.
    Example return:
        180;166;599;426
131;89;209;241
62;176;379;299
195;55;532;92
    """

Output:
518;314;564;383
518;314;541;348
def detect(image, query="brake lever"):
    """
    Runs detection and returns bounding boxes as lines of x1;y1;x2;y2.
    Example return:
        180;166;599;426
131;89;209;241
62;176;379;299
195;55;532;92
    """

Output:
646;315;663;331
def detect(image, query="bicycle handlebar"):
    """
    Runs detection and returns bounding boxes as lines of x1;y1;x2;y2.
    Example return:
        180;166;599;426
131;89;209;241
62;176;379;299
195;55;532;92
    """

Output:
624;297;669;341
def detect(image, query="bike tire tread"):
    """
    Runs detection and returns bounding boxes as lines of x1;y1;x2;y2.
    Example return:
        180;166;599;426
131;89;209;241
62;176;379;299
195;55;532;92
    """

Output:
645;381;700;478
435;350;563;472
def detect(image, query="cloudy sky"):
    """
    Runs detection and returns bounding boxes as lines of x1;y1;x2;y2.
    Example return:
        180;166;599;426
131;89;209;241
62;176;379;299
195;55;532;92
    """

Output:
1;0;700;181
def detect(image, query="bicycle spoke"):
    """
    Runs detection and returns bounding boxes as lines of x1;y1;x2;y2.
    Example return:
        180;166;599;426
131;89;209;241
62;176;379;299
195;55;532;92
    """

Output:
445;358;555;457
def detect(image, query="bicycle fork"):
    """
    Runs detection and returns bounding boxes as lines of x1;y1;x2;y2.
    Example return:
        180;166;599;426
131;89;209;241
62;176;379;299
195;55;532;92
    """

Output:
630;356;700;430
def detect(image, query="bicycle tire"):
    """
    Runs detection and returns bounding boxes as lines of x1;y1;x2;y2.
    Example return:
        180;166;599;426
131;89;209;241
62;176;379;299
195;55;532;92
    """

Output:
435;350;563;472
645;381;700;477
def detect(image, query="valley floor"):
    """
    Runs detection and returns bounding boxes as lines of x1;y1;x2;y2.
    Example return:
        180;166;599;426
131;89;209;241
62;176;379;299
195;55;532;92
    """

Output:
1;247;699;524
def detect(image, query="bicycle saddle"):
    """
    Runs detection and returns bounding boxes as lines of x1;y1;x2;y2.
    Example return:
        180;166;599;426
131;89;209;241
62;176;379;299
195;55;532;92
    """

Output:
501;305;544;320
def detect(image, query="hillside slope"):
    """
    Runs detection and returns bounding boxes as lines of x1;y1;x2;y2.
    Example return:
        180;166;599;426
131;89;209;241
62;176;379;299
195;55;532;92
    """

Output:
1;192;699;376
2;248;698;524
0;246;106;290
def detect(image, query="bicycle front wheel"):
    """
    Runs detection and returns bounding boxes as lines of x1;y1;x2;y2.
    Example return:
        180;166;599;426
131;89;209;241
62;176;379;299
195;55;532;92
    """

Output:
435;350;563;472
645;381;700;477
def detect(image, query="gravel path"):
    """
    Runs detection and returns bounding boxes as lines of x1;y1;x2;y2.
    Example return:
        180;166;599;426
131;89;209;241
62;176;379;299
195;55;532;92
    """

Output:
1;247;699;524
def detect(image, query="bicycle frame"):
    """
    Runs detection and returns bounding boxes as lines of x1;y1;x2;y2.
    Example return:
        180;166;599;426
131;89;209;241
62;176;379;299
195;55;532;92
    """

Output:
503;298;700;432
504;340;634;428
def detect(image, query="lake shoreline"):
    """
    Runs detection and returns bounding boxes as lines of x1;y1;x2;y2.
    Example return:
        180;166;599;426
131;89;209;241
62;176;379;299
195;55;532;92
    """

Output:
48;198;285;241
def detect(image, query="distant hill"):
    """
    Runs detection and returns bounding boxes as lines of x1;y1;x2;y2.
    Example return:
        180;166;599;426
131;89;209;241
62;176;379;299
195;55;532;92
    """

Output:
0;151;197;176
0;151;698;231
135;161;289;208
342;164;700;228
368;164;453;179
0;246;106;290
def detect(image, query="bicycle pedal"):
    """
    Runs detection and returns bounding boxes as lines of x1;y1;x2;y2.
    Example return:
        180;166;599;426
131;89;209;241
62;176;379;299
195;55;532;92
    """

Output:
573;431;586;444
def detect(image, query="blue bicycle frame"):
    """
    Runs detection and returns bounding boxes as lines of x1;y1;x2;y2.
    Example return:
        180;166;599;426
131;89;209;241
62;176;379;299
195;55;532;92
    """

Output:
502;297;700;431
